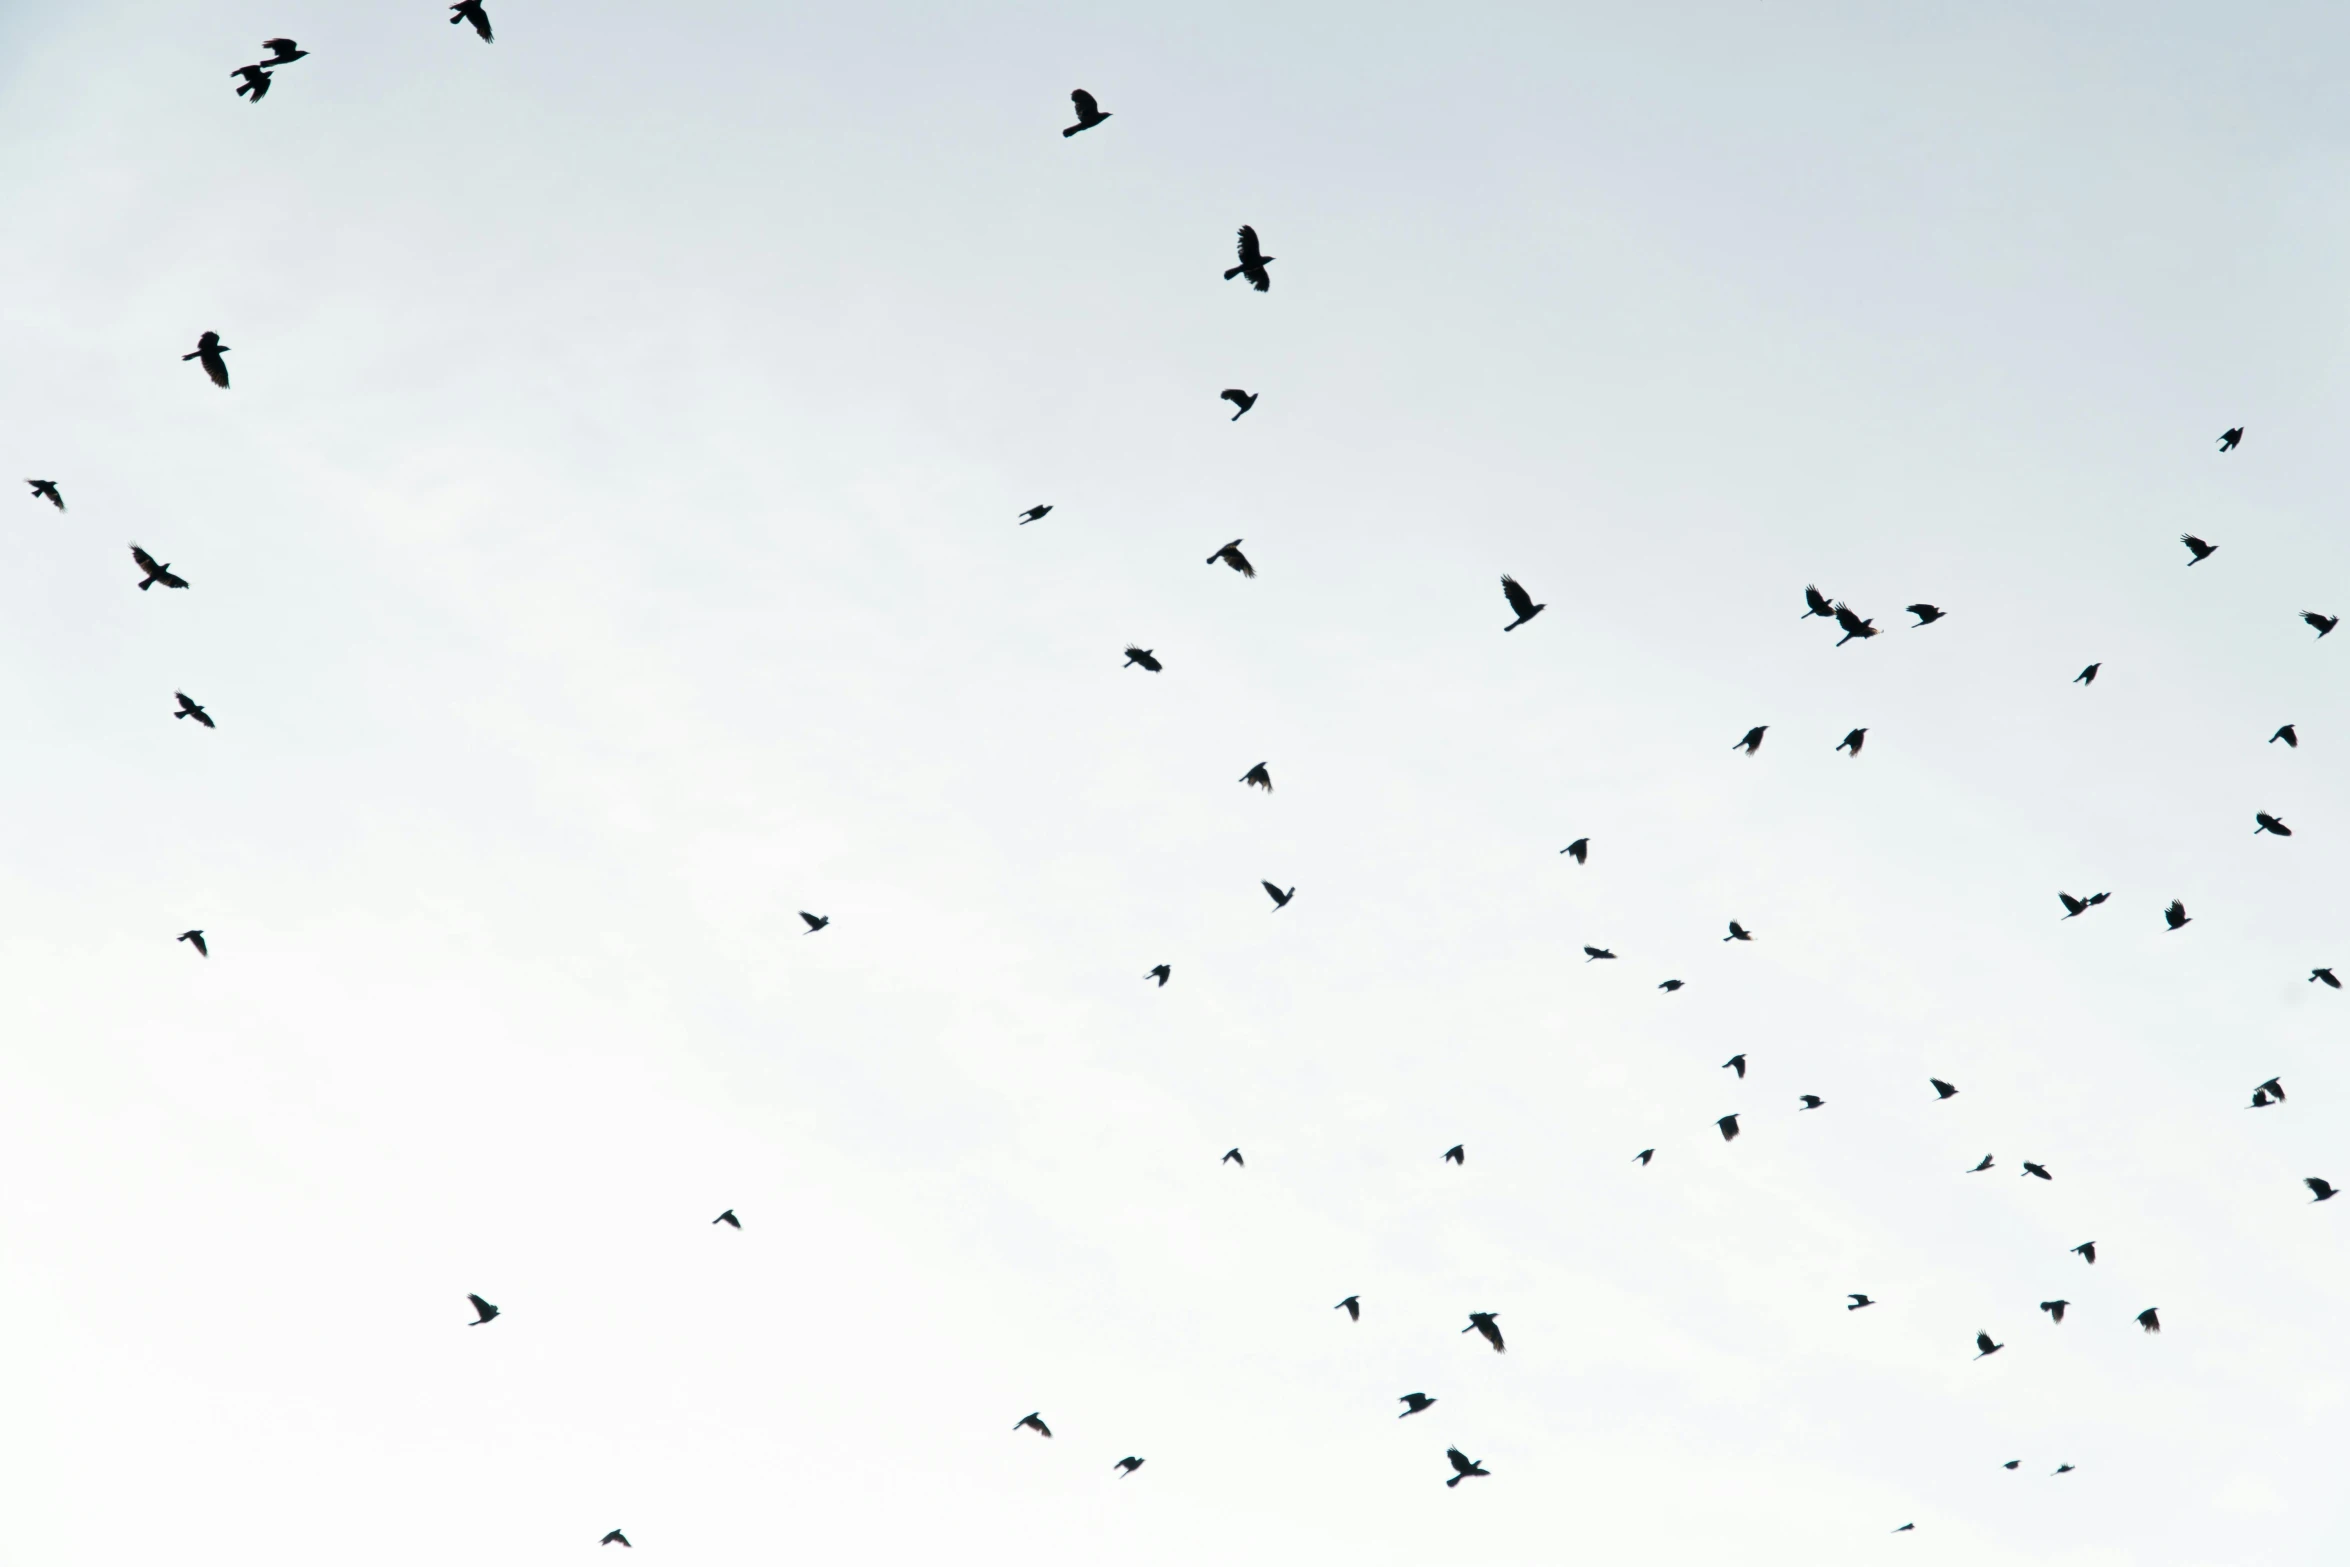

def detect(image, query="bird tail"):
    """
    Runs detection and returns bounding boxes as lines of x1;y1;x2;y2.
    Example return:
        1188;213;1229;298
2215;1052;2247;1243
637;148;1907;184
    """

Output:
1446;1474;1463;1487
138;579;153;590
1062;125;1081;137
1223;265;1244;280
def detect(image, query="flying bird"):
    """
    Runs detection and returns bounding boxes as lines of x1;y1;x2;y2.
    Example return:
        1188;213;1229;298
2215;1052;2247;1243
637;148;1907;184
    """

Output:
26;479;62;509
1224;225;1273;291
2072;1241;2097;1264
1832;603;1877;645
231;64;271;101
799;911;829;933
2075;663;2100;686
1723;1054;1747;1078
2053;1464;2075;1476
1262;881;1294;910
1894;1524;1915;1533
1222;1148;1244;1166
2181;534;2217;564
1974;1333;2002;1358
1124;646;1163;671
2057;891;2109;918
1499;574;1545;631
1016;504;1052;524
1906;603;1944;626
2039;1299;2068;1324
1633;1148;1654;1164
260;38;307;64
131;545;188;591
600;1531;630;1547
2218;426;2243;451
1725;921;1752;942
177;929;207;957
2307;1177;2338;1202
2251;1083;2279;1108
1930;1078;1958;1099
2255;812;2293;836
1836;728;1867;756
2313;968;2341;989
1014;1412;1052;1437
2003;1461;2021;1471
184;330;229;387
2021;1162;2052;1181
1798;1094;1825;1110
1801;585;1834;619
1733;725;1768;755
1583;946;1616;962
1657;979;1683;993
1717;1114;1741;1142
1063;89;1111;136
174;692;214;728
2164;899;2191;931
1398;1392;1435;1417
713;1209;739;1228
2304;611;2339;638
1146;964;1170;987
1463;1312;1504;1352
1444;1448;1489;1487
2258;1077;2285;1104
2272;724;2298;747
1967;1155;1994;1173
1336;1295;1360;1320
450;1;493;42
1443;1144;1465;1165
1113;1456;1144;1476
1239;762;1273;792
1847;1294;1874;1310
1560;837;1588;863
1207;538;1256;577
466;1294;499;1325
1219;388;1257;420
2137;1308;2161;1333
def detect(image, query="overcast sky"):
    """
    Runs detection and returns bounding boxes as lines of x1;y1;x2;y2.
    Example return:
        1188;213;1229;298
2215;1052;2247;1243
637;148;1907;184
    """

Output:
3;2;2348;1563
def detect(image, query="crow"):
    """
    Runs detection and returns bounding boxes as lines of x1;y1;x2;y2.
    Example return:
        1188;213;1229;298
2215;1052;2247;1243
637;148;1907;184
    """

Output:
1560;837;1588;863
2257;1077;2284;1104
131;545;189;591
1463;1312;1504;1352
1832;603;1877;645
2022;1162;2052;1181
799;911;829;933
1443;1144;1465;1165
2255;812;2292;836
2314;968;2341;989
1634;1148;1654;1164
1016;504;1052;524
2164;899;2191;931
1224;225;1273;291
1836;728;1867;756
2057;891;2108;918
1799;1094;1825;1110
1723;1053;1746;1078
184;330;229;387
2218;426;2243;451
1967;1155;1994;1172
2308;1177;2338;1202
2072;1241;2097;1264
1240;762;1272;792
261;38;308;64
600;1531;630;1548
1207;538;1255;577
2272;724;2298;747
174;692;214;728
1725;921;1753;942
1336;1295;1360;1320
1444;1448;1489;1487
1801;585;1834;620
1717;1114;1740;1142
1734;725;1768;755
1657;979;1683;992
1113;1456;1144;1476
1146;964;1170;987
1583;945;1616;962
2053;1464;2075;1476
1906;603;1944;626
466;1294;499;1325
1063;89;1110;136
1398;1392;1435;1417
2181;534;2217;564
26;479;62;509
1262;881;1294;910
450;2;493;42
1124;646;1163;671
1974;1333;2002;1358
2039;1299;2067;1324
178;929;207;957
231;64;271;101
1930;1078;1958;1099
1500;574;1545;631
1848;1294;1874;1310
2137;1308;2160;1333
2075;662;2101;686
2305;612;2339;638
713;1209;740;1228
1220;389;1257;420
1222;1148;1244;1166
1014;1412;1052;1437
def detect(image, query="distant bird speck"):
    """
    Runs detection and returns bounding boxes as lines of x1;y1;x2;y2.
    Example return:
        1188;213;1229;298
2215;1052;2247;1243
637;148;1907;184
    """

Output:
1219;389;1257;420
1848;1294;1874;1310
1398;1392;1435;1416
1207;538;1255;577
1967;1155;1994;1173
1499;574;1545;631
1444;1448;1489;1487
2058;891;2109;919
2040;1299;2068;1324
1801;585;1834;620
1725;921;1752;942
2053;1464;2075;1476
2305;612;2339;638
1463;1312;1504;1353
450;1;493;42
1240;762;1273;792
1836;727;1867;756
1014;1412;1052;1438
2022;1161;2052;1181
2137;1308;2161;1333
184;331;229;388
2272;724;2298;747
2165;899;2191;931
1223;225;1273;291
1906;603;1944;626
131;544;188;591
2181;533;2217;564
466;1294;499;1325
2308;1177;2338;1202
1336;1295;1360;1320
1443;1144;1465;1165
799;911;829;933
2255;812;2293;837
1799;1094;1825;1110
1560;837;1588;863
1583;946;1616;962
231;64;271;101
1974;1332;2002;1359
1734;725;1768;755
1930;1078;1959;1100
601;1530;630;1548
1832;603;1878;645
1262;881;1294;910
1657;979;1683;993
1124;646;1163;671
1063;89;1111;136
1723;1054;1746;1079
2072;1241;2097;1264
2076;663;2100;686
27;479;62;510
713;1209;739;1228
260;38;307;64
2218;426;2243;451
2313;968;2341;989
1222;1147;1244;1166
174;692;214;728
178;929;207;957
1114;1456;1144;1476
1717;1114;1741;1142
1016;504;1051;524
1634;1148;1654;1164
1146;964;1170;987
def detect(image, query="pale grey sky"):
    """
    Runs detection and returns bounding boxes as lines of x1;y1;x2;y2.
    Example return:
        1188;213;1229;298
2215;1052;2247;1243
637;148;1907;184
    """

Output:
3;2;2348;1563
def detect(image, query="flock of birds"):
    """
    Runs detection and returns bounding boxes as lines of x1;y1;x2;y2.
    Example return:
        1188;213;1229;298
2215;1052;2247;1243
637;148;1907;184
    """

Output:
27;16;2338;1548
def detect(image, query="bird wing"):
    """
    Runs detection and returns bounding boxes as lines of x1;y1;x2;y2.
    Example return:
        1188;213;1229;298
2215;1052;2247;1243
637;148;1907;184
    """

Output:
1227;546;1254;577
1834;604;1866;633
2059;893;2085;914
1071;88;1099;117
1501;575;1535;617
1804;585;1831;613
131;544;160;573
1447;1448;1473;1473
1236;225;1262;263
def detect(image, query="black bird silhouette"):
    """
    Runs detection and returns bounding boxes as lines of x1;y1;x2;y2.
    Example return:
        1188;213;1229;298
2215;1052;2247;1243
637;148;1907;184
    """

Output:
174;692;214;728
2022;1162;2052;1181
1634;1148;1654;1164
1208;538;1255;577
1463;1312;1504;1352
2003;1461;2021;1470
1014;1412;1052;1437
231;64;271;101
1444;1448;1489;1487
2057;891;2108;918
1799;1094;1825;1110
1967;1154;1994;1172
2164;899;2191;931
466;1294;499;1325
2255;812;2293;837
2075;662;2100;686
2040;1299;2068;1324
1222;1147;1244;1166
1219;388;1257;420
2181;533;2217;564
1499;574;1545;631
261;38;307;64
2137;1308;2160;1333
1016;504;1051;524
799;911;829;933
2307;1177;2338;1202
1113;1456;1144;1476
600;1530;630;1547
1723;1054;1746;1078
1832;603;1877;645
1974;1332;2002;1358
1240;762;1272;792
27;479;62;509
1930;1078;1959;1099
1847;1293;1874;1310
2251;1086;2275;1108
131;545;188;591
1725;921;1752;942
2072;1241;2097;1264
2313;968;2341;988
184;331;229;387
1443;1144;1465;1165
1801;585;1834;619
1894;1524;1915;1533
1263;881;1294;910
1906;603;1944;626
1063;89;1110;136
2272;724;2298;747
713;1209;740;1228
178;929;207;956
1336;1295;1360;1320
1224;225;1273;291
1146;964;1170;987
2258;1077;2285;1104
1836;728;1866;756
1733;725;1768;755
450;2;493;42
2304;611;2339;638
1657;979;1683;992
1560;837;1588;863
1717;1114;1740;1142
1583;945;1616;962
1124;646;1163;671
1398;1392;1435;1416
2218;426;2243;451
2053;1464;2075;1476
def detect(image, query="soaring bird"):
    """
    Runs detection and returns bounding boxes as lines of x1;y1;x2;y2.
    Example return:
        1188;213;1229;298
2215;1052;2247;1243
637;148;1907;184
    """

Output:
2313;968;2341;989
713;1209;740;1228
1799;1094;1825;1110
2255;812;2293;837
1836;728;1867;756
1906;603;1944;626
231;64;271;101
27;479;62;509
1634;1148;1654;1164
1733;725;1768;755
1723;1054;1747;1078
261;38;308;64
600;1531;630;1547
2137;1308;2161;1333
1063;89;1111;136
1717;1114;1741;1142
1443;1144;1465;1165
1657;979;1683;993
1560;837;1588;863
2164;899;2191;931
1262;881;1294;910
1240;762;1272;792
178;929;207;957
2304;612;2339;638
1124;646;1163;671
466;1294;499;1325
1224;225;1273;291
1725;921;1753;942
174;692;214;728
1801;585;1834;619
1499;574;1545;631
1113;1456;1144;1476
1583;946;1616;962
1930;1078;1959;1099
1014;1412;1052;1437
2180;534;2217;564
1444;1448;1489;1487
1336;1295;1360;1320
1016;504;1052;524
1398;1392;1435;1417
2057;891;2108;918
1974;1333;2002;1359
131;545;189;591
1219;388;1257;420
1832;603;1877;645
799;911;829;933
1967;1154;1994;1172
2040;1299;2068;1324
2072;1241;2097;1264
184;330;229;387
2075;662;2101;686
2272;724;2298;747
2307;1177;2338;1202
1146;964;1170;987
450;2;493;42
1463;1312;1504;1352
2218;426;2243;451
2022;1162;2052;1181
1222;1148;1244;1166
1207;538;1255;577
1847;1294;1874;1310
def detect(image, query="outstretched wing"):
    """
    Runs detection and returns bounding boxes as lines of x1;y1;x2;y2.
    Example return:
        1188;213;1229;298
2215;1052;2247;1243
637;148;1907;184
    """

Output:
1834;603;1866;634
1261;880;1284;900
1500;575;1534;618
1220;388;1249;405
1071;88;1099;118
1235;225;1262;264
131;544;161;574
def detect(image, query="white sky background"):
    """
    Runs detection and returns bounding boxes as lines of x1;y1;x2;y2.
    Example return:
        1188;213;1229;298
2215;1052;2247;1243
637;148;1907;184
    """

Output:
1;1;2347;1561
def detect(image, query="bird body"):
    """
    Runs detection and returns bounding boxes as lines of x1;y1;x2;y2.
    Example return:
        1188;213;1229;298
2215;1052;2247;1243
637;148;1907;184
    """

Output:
1847;1294;1874;1310
1398;1392;1435;1416
1336;1295;1360;1320
1262;881;1294;909
601;1531;630;1548
1974;1332;2002;1358
1499;574;1545;631
174;692;214;728
1832;603;1877;644
1836;728;1867;756
2040;1299;2068;1324
261;38;307;64
1799;1094;1825;1110
2272;724;2299;747
1634;1147;1654;1164
1016;504;1052;524
1124;646;1163;671
2022;1161;2052;1181
1014;1412;1052;1437
1717;1114;1740;1142
799;911;829;933
1725;921;1752;942
232;64;271;101
1906;603;1944;626
1442;1144;1465;1165
131;544;189;590
1723;1054;1746;1078
27;479;62;509
1222;1147;1243;1166
2255;812;2293;837
1561;837;1588;863
2076;663;2100;686
1968;1155;1993;1172
1208;538;1256;577
2181;533;2217;564
2072;1241;2097;1264
2164;899;2191;931
1224;225;1273;291
1219;388;1257;419
1239;762;1273;792
2137;1308;2161;1333
1146;964;1170;987
1657;979;1683;992
178;929;207;957
2304;612;2339;638
2314;968;2341;989
1063;89;1111;136
2219;426;2243;451
1583;945;1615;962
1930;1078;1959;1100
714;1209;740;1228
1801;585;1834;619
466;1293;499;1325
1444;1447;1489;1486
1463;1312;1504;1352
450;1;493;41
2057;891;2109;918
1114;1456;1144;1475
2308;1177;2337;1202
184;331;229;388
1734;725;1768;755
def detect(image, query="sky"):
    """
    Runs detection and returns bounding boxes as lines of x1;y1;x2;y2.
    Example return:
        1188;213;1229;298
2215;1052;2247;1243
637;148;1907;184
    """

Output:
2;1;2348;1562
